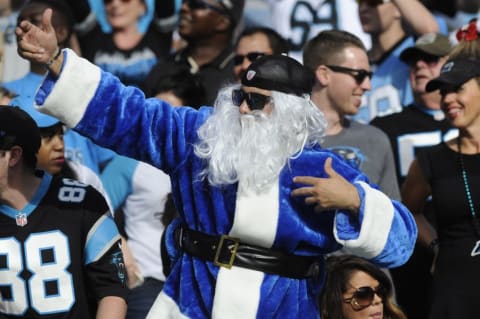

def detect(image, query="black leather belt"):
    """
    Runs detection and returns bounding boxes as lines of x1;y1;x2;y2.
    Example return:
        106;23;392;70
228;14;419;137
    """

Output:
174;226;320;279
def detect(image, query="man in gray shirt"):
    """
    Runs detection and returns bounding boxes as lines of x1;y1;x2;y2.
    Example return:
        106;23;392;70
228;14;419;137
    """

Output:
303;29;400;200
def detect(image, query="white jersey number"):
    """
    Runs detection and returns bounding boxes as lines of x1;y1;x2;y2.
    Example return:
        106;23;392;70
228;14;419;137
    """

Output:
397;129;458;177
289;0;337;51
58;179;87;203
0;231;74;315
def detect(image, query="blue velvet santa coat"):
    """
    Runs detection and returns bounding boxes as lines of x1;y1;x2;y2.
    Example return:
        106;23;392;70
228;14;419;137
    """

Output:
35;49;417;319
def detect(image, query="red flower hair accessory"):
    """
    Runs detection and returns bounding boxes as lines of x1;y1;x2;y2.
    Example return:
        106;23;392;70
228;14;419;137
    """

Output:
456;18;479;42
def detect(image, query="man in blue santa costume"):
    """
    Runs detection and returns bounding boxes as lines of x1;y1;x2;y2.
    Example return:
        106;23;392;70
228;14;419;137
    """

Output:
16;9;417;319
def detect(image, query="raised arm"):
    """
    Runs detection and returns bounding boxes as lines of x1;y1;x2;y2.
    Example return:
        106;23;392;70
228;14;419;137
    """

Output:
17;8;207;173
392;0;439;35
16;8;63;75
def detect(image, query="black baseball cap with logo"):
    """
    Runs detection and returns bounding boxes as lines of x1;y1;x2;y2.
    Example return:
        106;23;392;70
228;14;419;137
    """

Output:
241;55;314;96
426;58;480;92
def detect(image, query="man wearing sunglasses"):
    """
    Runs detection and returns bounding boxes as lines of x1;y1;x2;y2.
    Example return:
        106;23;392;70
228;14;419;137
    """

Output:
143;0;245;105
370;32;455;319
304;29;401;202
354;0;439;123
233;26;289;82
17;12;418;318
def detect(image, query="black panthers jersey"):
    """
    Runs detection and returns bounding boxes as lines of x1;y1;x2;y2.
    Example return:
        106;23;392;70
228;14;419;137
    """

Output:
371;104;457;186
0;173;127;318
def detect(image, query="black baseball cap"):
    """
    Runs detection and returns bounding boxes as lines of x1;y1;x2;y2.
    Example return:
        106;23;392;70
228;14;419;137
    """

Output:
0;106;41;157
241;55;314;96
426;58;480;92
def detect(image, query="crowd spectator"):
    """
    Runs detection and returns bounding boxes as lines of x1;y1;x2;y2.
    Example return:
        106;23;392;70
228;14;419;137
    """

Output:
402;25;480;318
268;0;370;62
371;32;456;188
303;29;400;200
101;155;171;319
354;0;439;123
321;255;407;319
12;95;111;206
143;62;206;107
100;67;205;319
79;0;173;87
233;26;289;82
0;106;127;318
143;0;246;105
16;10;417;316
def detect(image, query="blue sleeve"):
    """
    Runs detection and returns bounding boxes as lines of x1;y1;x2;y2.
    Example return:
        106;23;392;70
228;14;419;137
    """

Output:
101;156;138;211
74;72;211;173
34;50;212;173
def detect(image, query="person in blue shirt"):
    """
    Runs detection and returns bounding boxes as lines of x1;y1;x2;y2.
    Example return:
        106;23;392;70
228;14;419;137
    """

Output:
355;0;439;123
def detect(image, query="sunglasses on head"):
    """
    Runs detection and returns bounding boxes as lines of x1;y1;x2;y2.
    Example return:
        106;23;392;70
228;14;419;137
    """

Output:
234;52;266;66
183;0;228;15
104;0;132;5
326;65;373;84
232;89;271;111
343;285;387;311
356;0;385;6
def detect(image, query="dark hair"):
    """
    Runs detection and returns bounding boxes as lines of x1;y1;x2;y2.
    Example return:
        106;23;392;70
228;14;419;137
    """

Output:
143;64;206;108
237;26;290;55
321;255;407;319
12;0;26;11
303;30;366;72
0;106;41;170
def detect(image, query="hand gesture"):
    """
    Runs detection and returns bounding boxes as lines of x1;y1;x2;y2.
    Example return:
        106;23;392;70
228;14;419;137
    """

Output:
16;8;58;65
291;157;360;213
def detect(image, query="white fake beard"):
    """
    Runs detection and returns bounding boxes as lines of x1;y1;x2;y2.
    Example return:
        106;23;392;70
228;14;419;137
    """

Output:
194;85;327;194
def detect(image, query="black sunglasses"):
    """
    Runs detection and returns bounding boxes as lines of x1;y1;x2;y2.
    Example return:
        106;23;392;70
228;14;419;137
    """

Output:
407;53;441;66
183;0;228;15
233;52;266;66
104;0;132;5
343;285;387;310
232;89;271;111
356;0;385;6
326;65;373;84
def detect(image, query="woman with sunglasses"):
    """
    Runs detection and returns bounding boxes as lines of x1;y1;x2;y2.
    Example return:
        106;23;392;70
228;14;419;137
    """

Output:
321;255;407;319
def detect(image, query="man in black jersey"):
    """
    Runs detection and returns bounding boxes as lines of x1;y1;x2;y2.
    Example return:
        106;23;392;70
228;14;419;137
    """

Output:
0;106;127;318
370;32;455;319
371;32;455;186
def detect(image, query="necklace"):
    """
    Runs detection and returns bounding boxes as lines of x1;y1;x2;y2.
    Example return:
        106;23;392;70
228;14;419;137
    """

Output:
456;138;480;256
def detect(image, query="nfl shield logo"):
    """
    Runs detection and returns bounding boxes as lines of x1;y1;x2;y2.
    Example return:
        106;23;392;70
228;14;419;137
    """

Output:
16;213;28;227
